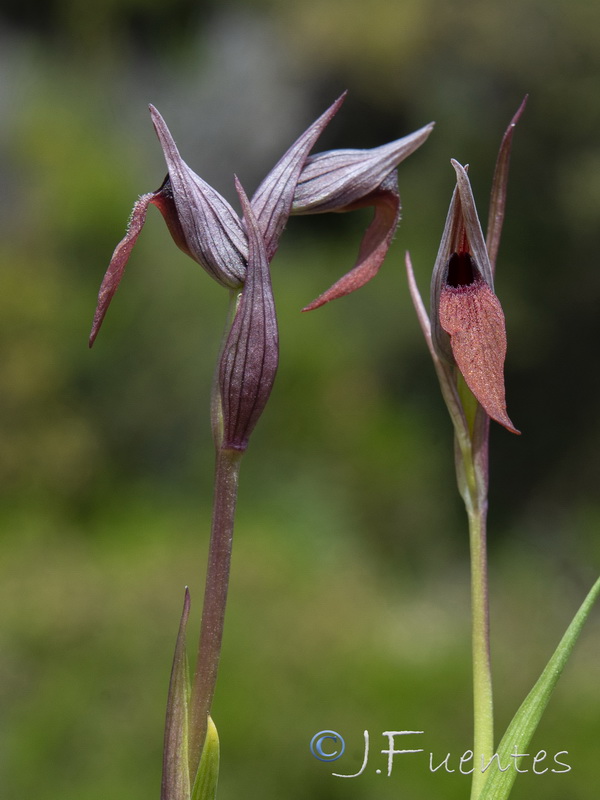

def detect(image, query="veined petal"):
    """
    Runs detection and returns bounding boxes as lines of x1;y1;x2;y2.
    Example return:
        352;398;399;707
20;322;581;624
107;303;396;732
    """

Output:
150;105;247;288
251;93;346;261
219;179;279;452
292;122;434;214
89;191;154;347
303;171;400;310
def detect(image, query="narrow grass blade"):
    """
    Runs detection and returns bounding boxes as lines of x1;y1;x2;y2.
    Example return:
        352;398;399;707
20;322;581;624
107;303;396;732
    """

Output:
478;576;600;800
161;588;192;800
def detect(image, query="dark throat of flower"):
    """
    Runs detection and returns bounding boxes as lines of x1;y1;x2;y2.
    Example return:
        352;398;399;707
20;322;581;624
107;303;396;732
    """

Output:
446;250;478;288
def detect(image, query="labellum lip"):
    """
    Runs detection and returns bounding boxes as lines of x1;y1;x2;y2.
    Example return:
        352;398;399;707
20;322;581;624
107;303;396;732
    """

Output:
302;171;400;311
89;176;198;348
439;266;520;435
89;191;155;347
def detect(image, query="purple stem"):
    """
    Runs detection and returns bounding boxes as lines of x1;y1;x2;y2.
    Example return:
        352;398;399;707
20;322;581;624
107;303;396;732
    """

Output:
188;446;242;776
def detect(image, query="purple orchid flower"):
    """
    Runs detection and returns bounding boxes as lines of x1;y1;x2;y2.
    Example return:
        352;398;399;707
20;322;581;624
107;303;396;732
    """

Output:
426;96;528;435
429;160;519;434
89;94;345;346
90;98;434;343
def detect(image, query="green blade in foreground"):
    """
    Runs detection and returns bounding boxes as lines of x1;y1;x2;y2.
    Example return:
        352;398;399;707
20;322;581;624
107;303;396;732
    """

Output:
478;576;600;800
191;715;220;800
161;588;192;800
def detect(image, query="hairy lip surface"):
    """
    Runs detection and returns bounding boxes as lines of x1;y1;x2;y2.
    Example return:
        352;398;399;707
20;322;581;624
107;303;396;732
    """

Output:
439;277;519;434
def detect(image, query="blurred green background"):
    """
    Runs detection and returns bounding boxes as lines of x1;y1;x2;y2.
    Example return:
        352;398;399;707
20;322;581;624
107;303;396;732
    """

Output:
1;1;599;798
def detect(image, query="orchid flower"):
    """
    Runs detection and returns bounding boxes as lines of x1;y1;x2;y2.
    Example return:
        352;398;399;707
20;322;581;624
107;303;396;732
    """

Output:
429;159;519;434
90;100;434;343
408;100;527;438
89;94;345;346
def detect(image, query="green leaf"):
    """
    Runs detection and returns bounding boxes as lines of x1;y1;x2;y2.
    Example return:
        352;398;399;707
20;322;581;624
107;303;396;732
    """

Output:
191;715;220;800
478;577;600;800
161;588;192;800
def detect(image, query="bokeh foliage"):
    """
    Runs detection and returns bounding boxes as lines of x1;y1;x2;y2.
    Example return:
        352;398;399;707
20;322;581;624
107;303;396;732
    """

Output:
1;1;599;798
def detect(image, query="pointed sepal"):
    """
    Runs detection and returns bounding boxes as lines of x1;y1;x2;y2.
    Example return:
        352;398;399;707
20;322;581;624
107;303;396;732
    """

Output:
405;250;471;445
292;122;434;214
251;94;345;261
150;105;247;289
486;96;528;273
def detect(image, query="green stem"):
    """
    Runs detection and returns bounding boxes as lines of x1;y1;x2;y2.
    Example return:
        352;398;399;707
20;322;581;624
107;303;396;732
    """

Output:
453;374;494;799
188;446;243;778
467;500;494;799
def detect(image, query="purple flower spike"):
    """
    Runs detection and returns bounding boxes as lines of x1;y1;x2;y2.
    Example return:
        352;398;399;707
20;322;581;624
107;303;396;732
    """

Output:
292;122;434;309
218;178;279;452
